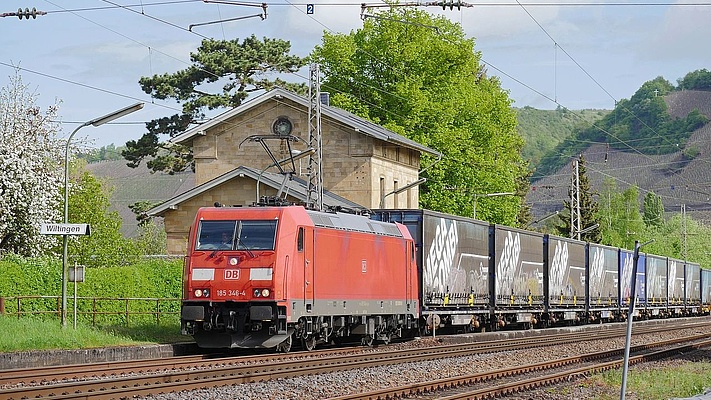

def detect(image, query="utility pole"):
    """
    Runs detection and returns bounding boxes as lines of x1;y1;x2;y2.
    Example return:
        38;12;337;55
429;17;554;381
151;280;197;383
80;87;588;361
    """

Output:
306;63;324;212
681;204;687;260
570;158;581;240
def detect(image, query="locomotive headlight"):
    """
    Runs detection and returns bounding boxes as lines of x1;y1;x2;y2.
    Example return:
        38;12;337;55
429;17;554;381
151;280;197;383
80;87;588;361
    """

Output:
194;289;203;297
261;289;270;297
203;289;210;298
253;289;261;297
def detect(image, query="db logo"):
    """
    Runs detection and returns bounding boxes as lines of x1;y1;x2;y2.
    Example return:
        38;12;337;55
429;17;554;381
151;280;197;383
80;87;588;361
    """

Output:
224;269;240;280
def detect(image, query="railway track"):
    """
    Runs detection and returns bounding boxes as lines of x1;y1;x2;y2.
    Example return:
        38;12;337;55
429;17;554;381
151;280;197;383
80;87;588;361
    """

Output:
330;336;711;400
1;320;709;399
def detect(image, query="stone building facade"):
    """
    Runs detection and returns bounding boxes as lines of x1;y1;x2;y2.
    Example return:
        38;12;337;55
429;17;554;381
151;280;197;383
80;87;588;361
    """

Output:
148;88;439;254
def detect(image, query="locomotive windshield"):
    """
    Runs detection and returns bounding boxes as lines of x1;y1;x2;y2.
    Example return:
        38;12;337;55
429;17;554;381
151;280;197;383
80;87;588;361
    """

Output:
196;220;278;251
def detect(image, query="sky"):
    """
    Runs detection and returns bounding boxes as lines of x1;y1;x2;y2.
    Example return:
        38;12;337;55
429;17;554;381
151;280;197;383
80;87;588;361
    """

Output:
1;1;710;150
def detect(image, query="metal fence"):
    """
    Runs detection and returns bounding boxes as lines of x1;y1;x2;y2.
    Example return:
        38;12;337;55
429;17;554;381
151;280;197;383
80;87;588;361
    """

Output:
0;296;181;326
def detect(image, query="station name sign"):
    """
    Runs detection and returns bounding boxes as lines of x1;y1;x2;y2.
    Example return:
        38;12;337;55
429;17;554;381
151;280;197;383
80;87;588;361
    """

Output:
40;223;91;236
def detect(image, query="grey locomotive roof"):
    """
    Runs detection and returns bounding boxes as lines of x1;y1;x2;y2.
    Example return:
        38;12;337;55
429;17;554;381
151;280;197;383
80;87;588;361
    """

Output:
170;87;440;157
307;210;403;237
147;165;364;217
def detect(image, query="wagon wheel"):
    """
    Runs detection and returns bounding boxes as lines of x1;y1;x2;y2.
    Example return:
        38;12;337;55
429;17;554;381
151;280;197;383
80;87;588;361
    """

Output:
276;334;293;353
302;335;316;351
362;334;374;347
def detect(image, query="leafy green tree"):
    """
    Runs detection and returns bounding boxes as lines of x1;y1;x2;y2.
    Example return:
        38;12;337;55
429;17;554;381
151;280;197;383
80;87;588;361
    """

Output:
677;69;711;91
642;191;664;228
310;8;526;225
0;73;64;256
64;163;140;268
596;180;645;249
123;35;307;174
641;213;711;268
134;221;167;256
555;155;601;242
597;178;621;245
128;200;167;255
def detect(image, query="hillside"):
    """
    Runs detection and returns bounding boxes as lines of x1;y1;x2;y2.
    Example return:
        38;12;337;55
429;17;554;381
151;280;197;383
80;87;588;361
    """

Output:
526;90;711;225
86;161;194;237
517;107;609;165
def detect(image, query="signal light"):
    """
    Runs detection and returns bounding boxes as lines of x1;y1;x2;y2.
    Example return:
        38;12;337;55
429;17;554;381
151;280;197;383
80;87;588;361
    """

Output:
17;7;39;19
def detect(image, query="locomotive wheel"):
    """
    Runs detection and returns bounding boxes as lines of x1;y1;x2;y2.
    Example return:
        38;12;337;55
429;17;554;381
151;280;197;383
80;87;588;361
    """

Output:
276;335;293;353
302;335;316;351
380;334;391;345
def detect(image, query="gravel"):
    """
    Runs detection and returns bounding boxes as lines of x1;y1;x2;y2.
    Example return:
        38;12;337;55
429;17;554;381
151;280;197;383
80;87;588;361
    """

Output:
139;325;711;400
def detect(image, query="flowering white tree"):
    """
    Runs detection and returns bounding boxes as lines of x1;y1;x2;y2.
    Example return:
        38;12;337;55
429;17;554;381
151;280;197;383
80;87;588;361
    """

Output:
0;73;64;255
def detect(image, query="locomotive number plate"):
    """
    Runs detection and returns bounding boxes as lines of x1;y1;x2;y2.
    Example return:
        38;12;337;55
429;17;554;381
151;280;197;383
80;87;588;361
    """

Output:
215;289;246;298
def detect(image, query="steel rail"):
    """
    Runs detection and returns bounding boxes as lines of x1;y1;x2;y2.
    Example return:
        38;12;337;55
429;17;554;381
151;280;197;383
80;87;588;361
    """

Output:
1;320;709;399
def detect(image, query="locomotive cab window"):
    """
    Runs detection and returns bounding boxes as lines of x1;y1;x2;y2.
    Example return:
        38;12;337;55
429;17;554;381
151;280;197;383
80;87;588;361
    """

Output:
195;220;277;251
196;221;236;250
237;220;278;250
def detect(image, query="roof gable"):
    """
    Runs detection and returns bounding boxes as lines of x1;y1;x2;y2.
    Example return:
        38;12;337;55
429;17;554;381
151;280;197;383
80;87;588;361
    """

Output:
147;165;364;217
171;88;439;157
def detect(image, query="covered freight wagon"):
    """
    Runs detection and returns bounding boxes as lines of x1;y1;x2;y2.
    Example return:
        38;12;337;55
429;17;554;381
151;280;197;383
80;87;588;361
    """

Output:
645;254;668;317
371;209;491;331
544;234;586;324
701;269;711;314
668;258;686;314
619;249;646;309
685;262;701;314
587;243;620;321
491;225;544;328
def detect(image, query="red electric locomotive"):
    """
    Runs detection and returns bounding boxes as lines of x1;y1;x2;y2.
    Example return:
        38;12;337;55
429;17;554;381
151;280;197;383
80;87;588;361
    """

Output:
180;205;419;351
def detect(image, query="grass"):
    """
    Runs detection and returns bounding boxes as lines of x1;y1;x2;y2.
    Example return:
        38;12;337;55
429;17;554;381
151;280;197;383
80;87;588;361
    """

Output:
546;360;711;400
0;316;189;353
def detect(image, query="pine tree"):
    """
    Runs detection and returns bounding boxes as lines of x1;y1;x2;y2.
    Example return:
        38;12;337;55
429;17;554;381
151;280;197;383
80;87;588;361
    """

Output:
123;36;306;174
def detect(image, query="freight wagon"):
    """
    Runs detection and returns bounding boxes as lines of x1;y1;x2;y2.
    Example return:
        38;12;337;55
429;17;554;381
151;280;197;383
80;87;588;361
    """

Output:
686;262;701;315
370;209;492;332
544;234;587;326
702;269;711;314
668;258;686;314
587;243;620;322
645;254;668;318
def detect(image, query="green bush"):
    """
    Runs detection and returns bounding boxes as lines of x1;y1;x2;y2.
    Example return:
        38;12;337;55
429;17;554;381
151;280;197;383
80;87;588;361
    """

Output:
0;255;182;326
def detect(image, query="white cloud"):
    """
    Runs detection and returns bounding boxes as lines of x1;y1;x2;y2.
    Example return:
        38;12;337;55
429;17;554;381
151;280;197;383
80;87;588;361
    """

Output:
642;2;711;61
